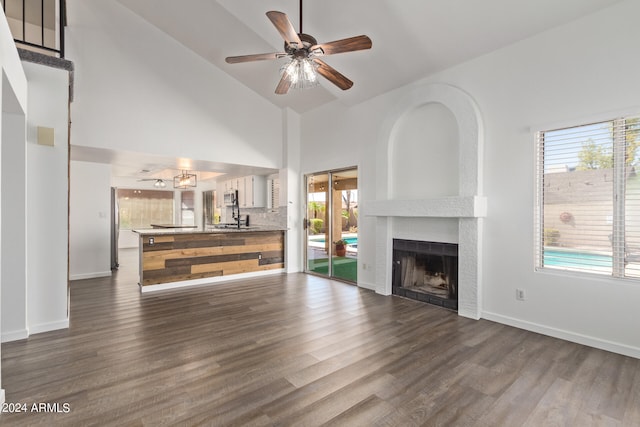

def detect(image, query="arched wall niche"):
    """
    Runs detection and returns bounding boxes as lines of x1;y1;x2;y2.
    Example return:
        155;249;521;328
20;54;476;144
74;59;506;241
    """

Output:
380;83;483;199
390;102;459;200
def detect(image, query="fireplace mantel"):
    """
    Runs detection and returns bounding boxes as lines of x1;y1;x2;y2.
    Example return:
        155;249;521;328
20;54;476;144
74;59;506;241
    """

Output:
362;196;487;219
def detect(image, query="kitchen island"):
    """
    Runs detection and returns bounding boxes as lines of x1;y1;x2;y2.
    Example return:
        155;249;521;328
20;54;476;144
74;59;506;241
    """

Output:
133;227;286;292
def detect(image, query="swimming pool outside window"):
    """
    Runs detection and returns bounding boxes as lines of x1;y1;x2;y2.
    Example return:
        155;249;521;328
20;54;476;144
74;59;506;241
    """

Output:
535;116;640;279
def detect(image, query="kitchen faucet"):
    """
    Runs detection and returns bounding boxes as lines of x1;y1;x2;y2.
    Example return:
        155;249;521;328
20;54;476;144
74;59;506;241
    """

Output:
231;190;250;228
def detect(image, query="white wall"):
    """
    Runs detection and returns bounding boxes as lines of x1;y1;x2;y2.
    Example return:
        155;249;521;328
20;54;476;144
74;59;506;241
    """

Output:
70;161;112;280
391;103;459;199
1;111;27;342
282;108;302;273
301;0;640;357
66;0;284;170
24;61;69;335
0;14;27;105
0;6;28;403
390;101;461;248
65;0;290;268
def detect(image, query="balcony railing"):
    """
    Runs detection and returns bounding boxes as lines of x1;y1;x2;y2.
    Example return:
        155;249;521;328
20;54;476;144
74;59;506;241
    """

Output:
2;0;66;58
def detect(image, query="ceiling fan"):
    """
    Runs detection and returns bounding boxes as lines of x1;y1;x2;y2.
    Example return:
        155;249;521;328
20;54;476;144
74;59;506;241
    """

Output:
225;0;372;95
138;178;167;188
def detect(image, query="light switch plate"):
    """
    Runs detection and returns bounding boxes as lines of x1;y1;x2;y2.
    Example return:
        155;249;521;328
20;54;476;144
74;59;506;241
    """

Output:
37;126;55;146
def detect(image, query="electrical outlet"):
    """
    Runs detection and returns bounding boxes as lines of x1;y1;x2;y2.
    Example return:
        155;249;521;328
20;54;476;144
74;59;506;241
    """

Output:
516;289;526;301
149;237;154;246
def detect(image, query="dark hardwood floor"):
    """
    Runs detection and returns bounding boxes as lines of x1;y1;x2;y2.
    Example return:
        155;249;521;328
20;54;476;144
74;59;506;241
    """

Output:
1;248;639;426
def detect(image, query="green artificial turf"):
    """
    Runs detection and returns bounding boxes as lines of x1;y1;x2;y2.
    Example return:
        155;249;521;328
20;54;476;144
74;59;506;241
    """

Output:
308;257;357;282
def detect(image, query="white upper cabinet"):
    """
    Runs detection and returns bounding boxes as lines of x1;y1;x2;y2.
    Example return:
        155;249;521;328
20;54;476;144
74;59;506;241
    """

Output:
242;175;266;208
219;175;267;208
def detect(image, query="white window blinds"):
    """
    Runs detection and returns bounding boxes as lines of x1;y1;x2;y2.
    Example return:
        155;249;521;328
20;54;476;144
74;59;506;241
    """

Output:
535;117;640;279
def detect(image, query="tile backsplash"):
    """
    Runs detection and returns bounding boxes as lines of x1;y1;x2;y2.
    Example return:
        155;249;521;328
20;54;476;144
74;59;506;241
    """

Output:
224;206;287;228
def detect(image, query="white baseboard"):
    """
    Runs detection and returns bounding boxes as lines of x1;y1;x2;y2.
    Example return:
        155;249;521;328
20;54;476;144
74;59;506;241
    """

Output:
483;311;640;359
1;328;29;343
70;270;112;281
357;281;376;291
3;320;71;341
29;319;69;335
140;269;286;293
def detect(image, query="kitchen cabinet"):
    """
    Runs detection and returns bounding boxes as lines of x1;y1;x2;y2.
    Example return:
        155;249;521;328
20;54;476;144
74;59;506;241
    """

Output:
224;179;237;192
218;175;267;208
241;175;266;208
267;176;280;209
217;179;238;208
234;175;266;208
237;177;247;207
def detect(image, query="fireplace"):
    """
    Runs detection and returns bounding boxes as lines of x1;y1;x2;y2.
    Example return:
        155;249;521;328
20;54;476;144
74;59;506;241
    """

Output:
392;239;458;310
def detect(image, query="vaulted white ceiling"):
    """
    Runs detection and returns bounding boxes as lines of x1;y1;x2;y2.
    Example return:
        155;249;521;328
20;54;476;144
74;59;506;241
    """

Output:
75;0;623;181
116;0;623;113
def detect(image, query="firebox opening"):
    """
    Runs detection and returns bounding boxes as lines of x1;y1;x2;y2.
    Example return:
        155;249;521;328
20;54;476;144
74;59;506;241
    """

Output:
392;239;458;310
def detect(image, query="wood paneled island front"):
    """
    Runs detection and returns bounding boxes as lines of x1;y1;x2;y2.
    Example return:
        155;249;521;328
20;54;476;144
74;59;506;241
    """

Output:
134;228;285;292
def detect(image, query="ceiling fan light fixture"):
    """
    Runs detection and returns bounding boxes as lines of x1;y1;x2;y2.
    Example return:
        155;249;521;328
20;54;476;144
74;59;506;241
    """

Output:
281;57;319;89
153;179;166;188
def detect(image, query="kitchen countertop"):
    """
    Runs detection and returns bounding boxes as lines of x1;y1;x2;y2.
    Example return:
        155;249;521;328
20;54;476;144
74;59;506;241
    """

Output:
150;224;198;229
133;226;287;235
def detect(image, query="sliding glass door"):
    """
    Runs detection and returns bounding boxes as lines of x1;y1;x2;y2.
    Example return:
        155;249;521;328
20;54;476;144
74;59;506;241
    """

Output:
305;168;358;283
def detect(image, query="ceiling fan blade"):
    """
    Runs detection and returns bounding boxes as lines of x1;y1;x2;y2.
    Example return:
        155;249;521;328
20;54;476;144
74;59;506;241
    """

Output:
313;59;353;91
311;35;372;56
225;52;287;64
275;74;292;95
266;11;303;48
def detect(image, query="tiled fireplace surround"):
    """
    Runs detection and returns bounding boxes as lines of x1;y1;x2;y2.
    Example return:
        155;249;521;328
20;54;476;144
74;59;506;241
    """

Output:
362;83;487;320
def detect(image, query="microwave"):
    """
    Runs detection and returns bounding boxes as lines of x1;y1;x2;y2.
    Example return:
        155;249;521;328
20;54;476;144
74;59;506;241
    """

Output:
223;190;237;206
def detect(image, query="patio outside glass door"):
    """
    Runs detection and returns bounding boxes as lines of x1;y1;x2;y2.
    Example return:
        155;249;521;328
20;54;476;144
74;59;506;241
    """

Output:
305;168;358;283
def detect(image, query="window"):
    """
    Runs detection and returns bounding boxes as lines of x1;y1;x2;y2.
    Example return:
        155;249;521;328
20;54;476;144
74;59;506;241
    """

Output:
180;191;195;226
535;116;640;278
118;189;174;230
